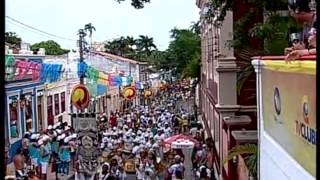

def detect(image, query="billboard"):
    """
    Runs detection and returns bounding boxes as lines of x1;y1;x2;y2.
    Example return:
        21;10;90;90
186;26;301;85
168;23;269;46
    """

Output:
261;60;316;177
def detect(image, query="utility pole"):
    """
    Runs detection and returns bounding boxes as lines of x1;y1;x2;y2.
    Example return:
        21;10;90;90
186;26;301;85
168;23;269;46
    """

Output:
78;29;86;84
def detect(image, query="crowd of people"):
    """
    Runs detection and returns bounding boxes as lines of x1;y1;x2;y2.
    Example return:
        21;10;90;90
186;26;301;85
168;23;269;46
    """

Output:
10;122;77;180
7;80;216;180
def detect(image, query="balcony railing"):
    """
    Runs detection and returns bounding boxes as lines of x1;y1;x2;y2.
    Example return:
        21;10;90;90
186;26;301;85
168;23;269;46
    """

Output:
252;55;316;179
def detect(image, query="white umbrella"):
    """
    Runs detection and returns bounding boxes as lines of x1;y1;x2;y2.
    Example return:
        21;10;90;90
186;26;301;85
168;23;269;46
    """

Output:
171;139;194;149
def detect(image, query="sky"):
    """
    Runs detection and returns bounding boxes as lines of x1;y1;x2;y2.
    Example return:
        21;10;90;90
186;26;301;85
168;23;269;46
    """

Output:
5;0;200;51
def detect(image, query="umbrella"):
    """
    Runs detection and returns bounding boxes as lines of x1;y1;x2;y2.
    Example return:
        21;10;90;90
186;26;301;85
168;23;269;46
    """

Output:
171;139;195;149
162;134;199;147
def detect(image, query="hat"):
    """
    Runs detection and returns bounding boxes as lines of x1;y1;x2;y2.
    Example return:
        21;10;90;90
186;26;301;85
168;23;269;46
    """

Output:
64;138;70;143
38;139;43;146
48;125;53;130
174;155;181;159
43;135;50;141
71;133;77;139
30;134;38;140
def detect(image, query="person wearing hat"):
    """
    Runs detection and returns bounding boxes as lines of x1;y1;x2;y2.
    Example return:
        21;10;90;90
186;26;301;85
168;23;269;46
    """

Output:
98;162;112;180
58;137;71;176
39;137;50;180
167;155;185;180
29;134;41;176
21;132;31;165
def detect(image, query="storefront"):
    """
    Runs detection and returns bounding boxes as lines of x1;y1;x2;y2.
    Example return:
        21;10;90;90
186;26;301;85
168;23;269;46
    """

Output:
5;54;45;162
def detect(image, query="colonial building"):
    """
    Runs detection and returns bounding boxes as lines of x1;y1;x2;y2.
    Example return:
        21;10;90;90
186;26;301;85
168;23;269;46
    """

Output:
5;49;46;161
196;0;258;179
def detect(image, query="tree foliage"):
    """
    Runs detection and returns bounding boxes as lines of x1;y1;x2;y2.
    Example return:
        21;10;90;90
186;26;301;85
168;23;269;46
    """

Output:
104;35;157;58
224;143;258;178
166;28;201;76
30;40;70;55
103;26;200;79
115;0;151;9
5;32;22;47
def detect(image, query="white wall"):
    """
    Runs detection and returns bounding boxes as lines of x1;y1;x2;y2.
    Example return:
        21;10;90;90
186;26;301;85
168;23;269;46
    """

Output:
260;132;315;180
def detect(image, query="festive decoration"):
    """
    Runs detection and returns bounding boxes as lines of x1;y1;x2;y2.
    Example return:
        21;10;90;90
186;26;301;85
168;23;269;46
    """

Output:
144;90;153;98
86;66;99;82
123;87;136;101
77;61;88;78
71;84;90;109
97;72;109;86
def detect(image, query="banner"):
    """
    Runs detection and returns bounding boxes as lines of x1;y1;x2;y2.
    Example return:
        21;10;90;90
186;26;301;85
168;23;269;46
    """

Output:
261;60;316;177
71;84;90;109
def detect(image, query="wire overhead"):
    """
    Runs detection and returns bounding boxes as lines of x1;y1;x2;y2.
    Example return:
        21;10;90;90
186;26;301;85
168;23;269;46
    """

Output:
6;16;77;42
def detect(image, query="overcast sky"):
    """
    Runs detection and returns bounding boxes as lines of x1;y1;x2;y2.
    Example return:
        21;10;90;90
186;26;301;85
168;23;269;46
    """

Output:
5;0;199;51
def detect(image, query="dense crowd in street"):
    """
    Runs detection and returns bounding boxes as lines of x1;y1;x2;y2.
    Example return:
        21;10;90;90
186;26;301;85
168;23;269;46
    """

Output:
7;80;216;180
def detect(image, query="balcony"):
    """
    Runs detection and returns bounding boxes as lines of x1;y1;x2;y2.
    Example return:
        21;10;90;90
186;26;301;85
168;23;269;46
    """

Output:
252;55;316;179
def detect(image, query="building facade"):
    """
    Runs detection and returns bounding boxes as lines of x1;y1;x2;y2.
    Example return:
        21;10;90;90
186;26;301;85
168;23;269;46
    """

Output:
196;0;258;179
5;53;46;160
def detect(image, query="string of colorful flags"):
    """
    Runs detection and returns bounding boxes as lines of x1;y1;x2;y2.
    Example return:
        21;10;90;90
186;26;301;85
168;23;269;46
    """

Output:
5;55;63;83
77;61;135;87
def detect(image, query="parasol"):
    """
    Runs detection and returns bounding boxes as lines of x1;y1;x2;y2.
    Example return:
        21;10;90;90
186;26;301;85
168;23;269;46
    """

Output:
162;134;199;147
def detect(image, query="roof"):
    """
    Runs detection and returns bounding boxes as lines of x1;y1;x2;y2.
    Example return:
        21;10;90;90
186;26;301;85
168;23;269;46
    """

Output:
93;51;142;64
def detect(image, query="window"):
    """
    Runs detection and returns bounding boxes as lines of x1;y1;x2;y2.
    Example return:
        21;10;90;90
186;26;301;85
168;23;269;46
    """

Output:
47;96;54;125
37;96;43;131
25;94;33;132
60;92;65;113
54;94;60;115
9;96;19;138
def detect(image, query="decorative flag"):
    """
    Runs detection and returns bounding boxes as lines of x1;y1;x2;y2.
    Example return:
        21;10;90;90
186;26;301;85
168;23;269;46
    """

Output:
77;61;88;78
86;66;99;82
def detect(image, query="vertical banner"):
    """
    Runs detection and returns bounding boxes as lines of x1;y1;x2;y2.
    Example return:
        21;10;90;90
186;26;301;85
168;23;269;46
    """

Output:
261;60;316;177
74;116;100;176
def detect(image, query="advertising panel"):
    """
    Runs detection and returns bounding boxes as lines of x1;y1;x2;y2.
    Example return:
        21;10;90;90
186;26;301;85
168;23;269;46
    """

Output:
261;60;316;177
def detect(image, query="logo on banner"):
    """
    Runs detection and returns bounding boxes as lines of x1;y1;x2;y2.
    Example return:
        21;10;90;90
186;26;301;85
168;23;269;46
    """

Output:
71;84;90;109
273;87;283;124
295;96;316;145
123;87;136;101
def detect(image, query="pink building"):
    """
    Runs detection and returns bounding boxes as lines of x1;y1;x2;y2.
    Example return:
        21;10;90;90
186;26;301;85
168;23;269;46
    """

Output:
196;0;259;179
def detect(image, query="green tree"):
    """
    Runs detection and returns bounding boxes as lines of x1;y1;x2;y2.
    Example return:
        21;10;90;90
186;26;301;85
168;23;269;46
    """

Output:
136;35;157;56
115;0;151;9
166;28;200;75
190;21;201;35
30;40;70;55
5;32;22;47
224;144;258;179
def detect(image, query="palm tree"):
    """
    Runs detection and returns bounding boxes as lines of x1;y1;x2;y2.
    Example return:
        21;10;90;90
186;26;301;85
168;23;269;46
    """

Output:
136;35;157;55
84;23;96;51
84;23;96;38
224;143;257;179
190;21;201;34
